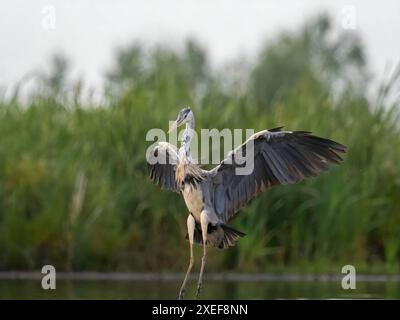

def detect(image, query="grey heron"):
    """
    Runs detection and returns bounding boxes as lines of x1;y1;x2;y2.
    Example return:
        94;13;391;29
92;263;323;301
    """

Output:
147;107;346;299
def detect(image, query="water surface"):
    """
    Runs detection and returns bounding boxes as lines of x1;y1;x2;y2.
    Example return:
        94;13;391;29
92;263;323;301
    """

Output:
1;274;399;299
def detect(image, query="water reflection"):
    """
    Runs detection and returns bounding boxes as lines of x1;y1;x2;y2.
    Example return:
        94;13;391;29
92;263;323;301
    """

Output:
1;278;399;299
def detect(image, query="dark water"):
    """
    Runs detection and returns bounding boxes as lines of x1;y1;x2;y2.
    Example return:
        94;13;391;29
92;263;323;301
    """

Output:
1;278;400;299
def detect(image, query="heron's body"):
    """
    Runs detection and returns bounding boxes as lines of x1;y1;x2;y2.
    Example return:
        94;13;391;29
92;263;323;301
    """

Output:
176;162;209;222
179;170;242;248
147;107;347;299
182;180;204;222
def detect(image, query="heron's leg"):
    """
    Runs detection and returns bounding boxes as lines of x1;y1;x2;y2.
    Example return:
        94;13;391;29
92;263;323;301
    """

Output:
196;211;209;299
178;214;195;300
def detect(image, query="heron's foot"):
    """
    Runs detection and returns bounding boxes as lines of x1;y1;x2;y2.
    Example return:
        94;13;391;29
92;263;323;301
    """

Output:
178;288;185;300
196;284;202;299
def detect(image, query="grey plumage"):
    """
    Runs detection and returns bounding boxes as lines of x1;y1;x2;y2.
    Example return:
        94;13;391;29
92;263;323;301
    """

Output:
147;107;346;299
209;127;346;222
148;127;346;224
148;142;180;193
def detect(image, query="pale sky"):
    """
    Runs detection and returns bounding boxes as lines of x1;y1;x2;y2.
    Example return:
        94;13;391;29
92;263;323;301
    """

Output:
1;0;399;97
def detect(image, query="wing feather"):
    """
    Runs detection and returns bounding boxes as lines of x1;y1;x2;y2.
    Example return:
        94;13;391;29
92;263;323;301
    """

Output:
210;128;346;221
147;142;180;193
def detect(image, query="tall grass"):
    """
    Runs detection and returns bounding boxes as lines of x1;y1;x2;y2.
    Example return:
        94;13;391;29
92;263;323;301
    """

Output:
0;15;399;273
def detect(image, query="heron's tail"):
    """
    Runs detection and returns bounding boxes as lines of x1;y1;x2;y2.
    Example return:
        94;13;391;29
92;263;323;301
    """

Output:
218;224;246;249
186;224;246;249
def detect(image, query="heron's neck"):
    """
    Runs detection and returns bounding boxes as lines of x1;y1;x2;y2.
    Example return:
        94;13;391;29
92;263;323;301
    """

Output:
180;116;195;163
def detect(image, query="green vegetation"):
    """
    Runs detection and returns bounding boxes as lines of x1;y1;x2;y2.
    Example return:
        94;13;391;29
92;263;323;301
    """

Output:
0;15;399;273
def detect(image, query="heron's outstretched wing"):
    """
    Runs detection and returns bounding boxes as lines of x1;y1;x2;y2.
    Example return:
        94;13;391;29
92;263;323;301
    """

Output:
209;127;346;222
147;142;180;193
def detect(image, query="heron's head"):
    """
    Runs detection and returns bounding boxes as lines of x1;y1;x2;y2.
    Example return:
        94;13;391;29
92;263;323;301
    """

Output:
168;107;193;133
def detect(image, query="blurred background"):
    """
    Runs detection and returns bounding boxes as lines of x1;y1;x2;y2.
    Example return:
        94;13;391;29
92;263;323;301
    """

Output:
1;0;400;299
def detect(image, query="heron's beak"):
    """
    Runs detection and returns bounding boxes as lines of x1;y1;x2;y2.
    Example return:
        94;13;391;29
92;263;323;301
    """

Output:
168;120;178;133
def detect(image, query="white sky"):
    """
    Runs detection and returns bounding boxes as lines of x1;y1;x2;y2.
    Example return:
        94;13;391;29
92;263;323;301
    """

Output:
1;0;400;96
